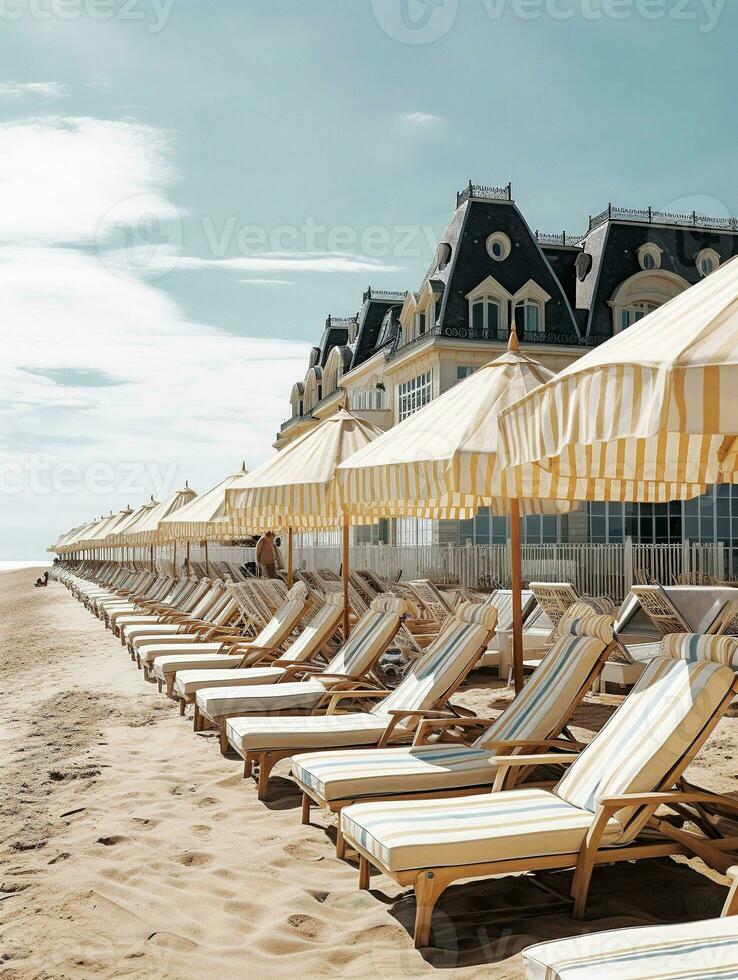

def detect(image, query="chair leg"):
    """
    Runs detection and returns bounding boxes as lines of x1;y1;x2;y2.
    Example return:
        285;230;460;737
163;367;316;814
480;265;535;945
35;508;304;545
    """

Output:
300;792;311;825
219;724;229;755
178;698;185;716
193;704;202;732
336;822;346;860
358;855;370;890
571;850;596;919
414;871;443;949
257;753;277;800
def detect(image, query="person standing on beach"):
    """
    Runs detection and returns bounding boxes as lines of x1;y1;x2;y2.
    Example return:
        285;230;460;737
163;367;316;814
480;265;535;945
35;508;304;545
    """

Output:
256;531;280;579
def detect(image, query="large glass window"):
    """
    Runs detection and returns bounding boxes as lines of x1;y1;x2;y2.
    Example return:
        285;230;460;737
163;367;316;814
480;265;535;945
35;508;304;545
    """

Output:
398;371;433;421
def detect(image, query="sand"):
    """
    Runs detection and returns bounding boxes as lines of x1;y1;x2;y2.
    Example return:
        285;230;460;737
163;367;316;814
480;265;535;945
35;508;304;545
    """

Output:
1;567;736;978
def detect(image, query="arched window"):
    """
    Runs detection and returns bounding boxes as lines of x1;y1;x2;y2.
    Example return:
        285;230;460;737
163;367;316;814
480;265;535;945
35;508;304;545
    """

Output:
465;276;511;339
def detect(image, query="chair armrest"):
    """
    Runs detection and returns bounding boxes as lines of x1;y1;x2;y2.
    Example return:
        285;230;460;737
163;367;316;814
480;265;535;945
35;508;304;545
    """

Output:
325;689;390;715
597;790;738;810
490;752;581;767
477;737;585;752
412;716;502;746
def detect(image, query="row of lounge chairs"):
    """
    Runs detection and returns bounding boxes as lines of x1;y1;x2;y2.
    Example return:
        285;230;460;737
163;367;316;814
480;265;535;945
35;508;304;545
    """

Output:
52;559;738;969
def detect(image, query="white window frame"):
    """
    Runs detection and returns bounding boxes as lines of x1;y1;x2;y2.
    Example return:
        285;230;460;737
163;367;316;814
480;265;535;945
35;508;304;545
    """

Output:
510;279;551;337
397;370;433;422
696;247;720;278
465;276;511;338
486;231;511;262
637;243;663;271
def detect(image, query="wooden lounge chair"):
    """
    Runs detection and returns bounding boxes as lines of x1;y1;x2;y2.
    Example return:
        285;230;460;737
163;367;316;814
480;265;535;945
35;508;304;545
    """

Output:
292;610;616;855
522;866;738;979
127;592;243;663
631;584;695;635
224;602;498;800
341;632;738;947
114;580;224;644
147;582;314;696
172;592;344;715
194;595;409;757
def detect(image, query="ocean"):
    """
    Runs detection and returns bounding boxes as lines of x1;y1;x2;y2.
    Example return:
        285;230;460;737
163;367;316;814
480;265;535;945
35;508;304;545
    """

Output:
0;560;52;574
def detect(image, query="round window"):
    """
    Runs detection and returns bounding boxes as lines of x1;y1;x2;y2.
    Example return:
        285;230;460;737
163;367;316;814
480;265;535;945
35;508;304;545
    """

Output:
642;252;656;270
696;250;719;278
486;232;511;262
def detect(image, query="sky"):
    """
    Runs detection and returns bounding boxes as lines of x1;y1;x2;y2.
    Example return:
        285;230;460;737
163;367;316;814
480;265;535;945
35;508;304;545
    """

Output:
1;0;736;559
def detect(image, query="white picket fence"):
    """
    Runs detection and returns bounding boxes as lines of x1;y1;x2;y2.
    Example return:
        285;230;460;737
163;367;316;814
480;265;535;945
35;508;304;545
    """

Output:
181;539;728;602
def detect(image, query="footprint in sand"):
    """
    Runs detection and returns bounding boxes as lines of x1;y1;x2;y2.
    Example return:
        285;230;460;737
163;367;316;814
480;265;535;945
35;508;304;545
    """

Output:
96;835;128;846
283;841;325;863
147;932;197;951
131;817;158;830
197;796;218;808
286;913;325;941
191;824;211;837
176;851;212;867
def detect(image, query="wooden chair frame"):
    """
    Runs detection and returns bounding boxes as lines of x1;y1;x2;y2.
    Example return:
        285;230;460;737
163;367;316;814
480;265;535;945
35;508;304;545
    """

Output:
228;616;497;801
295;639;618;855
349;674;738;948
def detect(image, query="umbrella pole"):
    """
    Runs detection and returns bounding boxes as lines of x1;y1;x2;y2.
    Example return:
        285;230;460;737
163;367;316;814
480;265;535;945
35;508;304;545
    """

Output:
173;541;177;578
509;498;524;693
287;527;293;589
150;545;154;573
205;540;210;578
186;541;190;575
342;516;350;641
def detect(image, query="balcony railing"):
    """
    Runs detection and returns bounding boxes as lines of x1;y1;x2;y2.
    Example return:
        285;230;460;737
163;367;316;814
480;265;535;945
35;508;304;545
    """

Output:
363;287;407;303
535;231;585;247
587;204;738;235
456;181;513;208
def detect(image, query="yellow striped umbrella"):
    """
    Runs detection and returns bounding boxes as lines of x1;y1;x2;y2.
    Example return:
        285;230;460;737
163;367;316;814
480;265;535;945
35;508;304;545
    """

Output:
499;256;738;498
159;465;249;542
85;507;134;560
226;408;385;638
337;335;576;690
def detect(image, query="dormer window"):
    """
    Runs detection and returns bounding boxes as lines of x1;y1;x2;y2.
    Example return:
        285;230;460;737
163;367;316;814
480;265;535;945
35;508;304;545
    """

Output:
417;312;426;335
638;243;663;271
486;232;511;262
696;248;720;278
510;280;551;337
471;297;500;334
435;242;451;272
466;276;511;339
514;299;541;333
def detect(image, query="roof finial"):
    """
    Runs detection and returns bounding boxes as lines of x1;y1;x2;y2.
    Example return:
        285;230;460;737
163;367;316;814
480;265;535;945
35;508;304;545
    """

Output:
185;480;189;488
241;460;247;472
507;322;520;353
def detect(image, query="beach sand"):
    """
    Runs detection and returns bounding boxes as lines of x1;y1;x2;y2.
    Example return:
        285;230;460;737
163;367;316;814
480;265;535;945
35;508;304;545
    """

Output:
1;567;736;977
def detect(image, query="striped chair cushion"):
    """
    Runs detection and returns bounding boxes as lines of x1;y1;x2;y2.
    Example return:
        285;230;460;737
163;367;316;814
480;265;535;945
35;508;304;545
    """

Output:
323;597;406;677
226;711;393;754
374;607;496;719
273;594;343;665
474;631;607;747
197;678;329;720
292;620;607;803
174;667;286;697
554;656;736;840
488;590;534;632
152;652;244;679
522;916;738;980
557;602;615;644
660;632;738;669
292;744;499;801
341;789;622;873
250;585;309;649
141;640;225;666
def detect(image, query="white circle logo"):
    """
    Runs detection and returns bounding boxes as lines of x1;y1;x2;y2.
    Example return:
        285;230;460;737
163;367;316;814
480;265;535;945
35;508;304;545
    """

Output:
371;0;458;44
96;193;183;282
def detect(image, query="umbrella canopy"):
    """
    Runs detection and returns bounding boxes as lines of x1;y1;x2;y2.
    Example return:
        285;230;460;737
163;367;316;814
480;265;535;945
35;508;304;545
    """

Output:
337;345;570;520
49;525;84;554
108;497;159;546
60;516;107;554
84;508;133;549
121;485;197;545
159;464;249;542
499;256;738;500
226;409;384;531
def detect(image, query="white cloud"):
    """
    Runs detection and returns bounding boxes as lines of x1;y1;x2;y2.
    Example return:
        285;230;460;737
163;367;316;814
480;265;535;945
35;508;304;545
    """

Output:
0;82;68;100
0;114;310;557
0;116;175;243
238;278;296;285
403;111;444;126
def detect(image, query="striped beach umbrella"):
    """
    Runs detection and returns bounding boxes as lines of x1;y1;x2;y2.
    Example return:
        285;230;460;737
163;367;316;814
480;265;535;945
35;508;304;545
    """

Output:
498;256;738;501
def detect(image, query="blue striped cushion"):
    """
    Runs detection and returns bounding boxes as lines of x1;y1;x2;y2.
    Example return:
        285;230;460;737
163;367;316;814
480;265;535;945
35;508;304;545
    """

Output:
660;633;738;669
